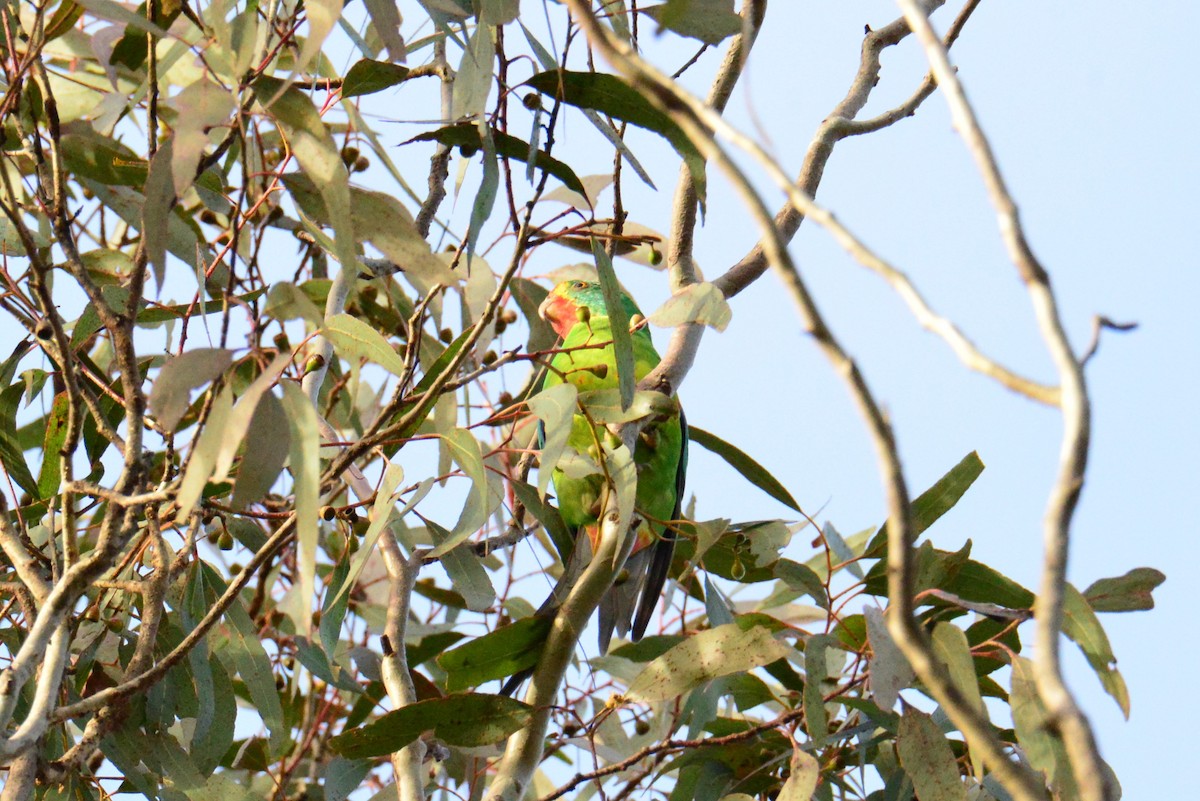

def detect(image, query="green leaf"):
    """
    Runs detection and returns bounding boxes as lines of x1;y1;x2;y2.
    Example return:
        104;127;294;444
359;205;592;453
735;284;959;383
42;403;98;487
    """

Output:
296;0;342;76
426;518;495;612
74;0;169;38
182;565;219;767
1083;567;1165;612
509;479;574;565
897;705;967;801
643;0;743;46
45;0;86;42
822;521;865;579
592;237;636;409
36;392;70;500
773;559;829;609
265;282;325;326
865;451;984;557
626;622;793;702
941;559;1035;609
480;0;519;25
803;633;834;741
509;278;558;353
527;382;578;497
688;426;802;513
321;553;351;663
280;173;449;283
406;631;467;669
526;69;706;203
863;540;973;599
1061;583;1130;718
213;355;291;483
439;616;554;691
466;122;500;265
142;140;175;288
72;288;265;349
324;757;371;801
1010;656;1068;790
931;622;986;717
281;382;321;635
294;636;359;691
174;384;234;522
324;313;409;376
230;393;291;509
148;348;234;434
330;694;532;757
578;388;673;425
211;569;290;756
332;463;410;610
362;0;406;61
428;429;491;556
108;1;181;68
406;123;586;196
79;180;215;280
603;440;638;568
341;59;412;98
167;79;237;197
452;21;495;118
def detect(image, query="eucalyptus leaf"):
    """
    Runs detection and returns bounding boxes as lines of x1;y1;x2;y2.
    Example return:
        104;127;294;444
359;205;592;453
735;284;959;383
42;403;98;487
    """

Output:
627;622;792;701
330;694;532;757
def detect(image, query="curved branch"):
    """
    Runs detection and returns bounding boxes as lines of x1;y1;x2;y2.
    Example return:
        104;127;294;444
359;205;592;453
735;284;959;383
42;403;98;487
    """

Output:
667;0;767;291
897;3;1110;800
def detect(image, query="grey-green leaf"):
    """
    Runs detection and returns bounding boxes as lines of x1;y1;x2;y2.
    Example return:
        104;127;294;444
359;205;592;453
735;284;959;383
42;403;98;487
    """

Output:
330;694;532;757
897;705;967;801
148;348;234;433
688;425;802;513
1083;567;1165;612
627;622;792;702
592;238;636;410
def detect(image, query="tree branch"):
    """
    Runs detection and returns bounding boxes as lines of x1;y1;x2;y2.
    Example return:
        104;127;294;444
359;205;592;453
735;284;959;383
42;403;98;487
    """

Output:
897;3;1111;799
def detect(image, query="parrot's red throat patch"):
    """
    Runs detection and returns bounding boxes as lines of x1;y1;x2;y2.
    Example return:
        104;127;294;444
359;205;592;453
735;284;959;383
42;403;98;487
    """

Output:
538;290;581;339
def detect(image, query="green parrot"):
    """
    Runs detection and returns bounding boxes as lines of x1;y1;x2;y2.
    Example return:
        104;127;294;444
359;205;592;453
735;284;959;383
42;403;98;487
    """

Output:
502;279;686;694
537;279;688;649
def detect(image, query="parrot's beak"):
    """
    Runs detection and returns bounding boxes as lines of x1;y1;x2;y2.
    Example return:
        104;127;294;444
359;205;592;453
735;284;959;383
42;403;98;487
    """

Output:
537;292;554;324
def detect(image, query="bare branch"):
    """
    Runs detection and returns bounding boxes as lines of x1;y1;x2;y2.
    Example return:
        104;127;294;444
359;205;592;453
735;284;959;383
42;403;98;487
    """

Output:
897;3;1112;799
379;540;428;801
414;39;454;240
667;0;767;291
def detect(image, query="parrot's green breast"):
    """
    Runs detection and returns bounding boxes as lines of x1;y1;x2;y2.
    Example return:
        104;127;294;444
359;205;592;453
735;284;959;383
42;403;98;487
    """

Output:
544;316;683;555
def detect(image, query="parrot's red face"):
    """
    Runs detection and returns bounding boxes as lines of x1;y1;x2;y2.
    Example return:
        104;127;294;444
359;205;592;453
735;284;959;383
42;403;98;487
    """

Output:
538;280;595;339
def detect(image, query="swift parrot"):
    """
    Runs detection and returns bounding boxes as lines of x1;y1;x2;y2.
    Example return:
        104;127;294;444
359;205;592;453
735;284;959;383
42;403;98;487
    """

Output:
520;279;688;666
501;280;686;694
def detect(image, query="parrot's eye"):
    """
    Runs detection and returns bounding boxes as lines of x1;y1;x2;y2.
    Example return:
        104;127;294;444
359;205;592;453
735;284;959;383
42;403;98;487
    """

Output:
572;281;587;290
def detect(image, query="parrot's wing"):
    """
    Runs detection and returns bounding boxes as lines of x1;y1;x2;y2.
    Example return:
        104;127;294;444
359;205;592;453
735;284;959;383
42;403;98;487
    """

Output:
631;409;687;640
